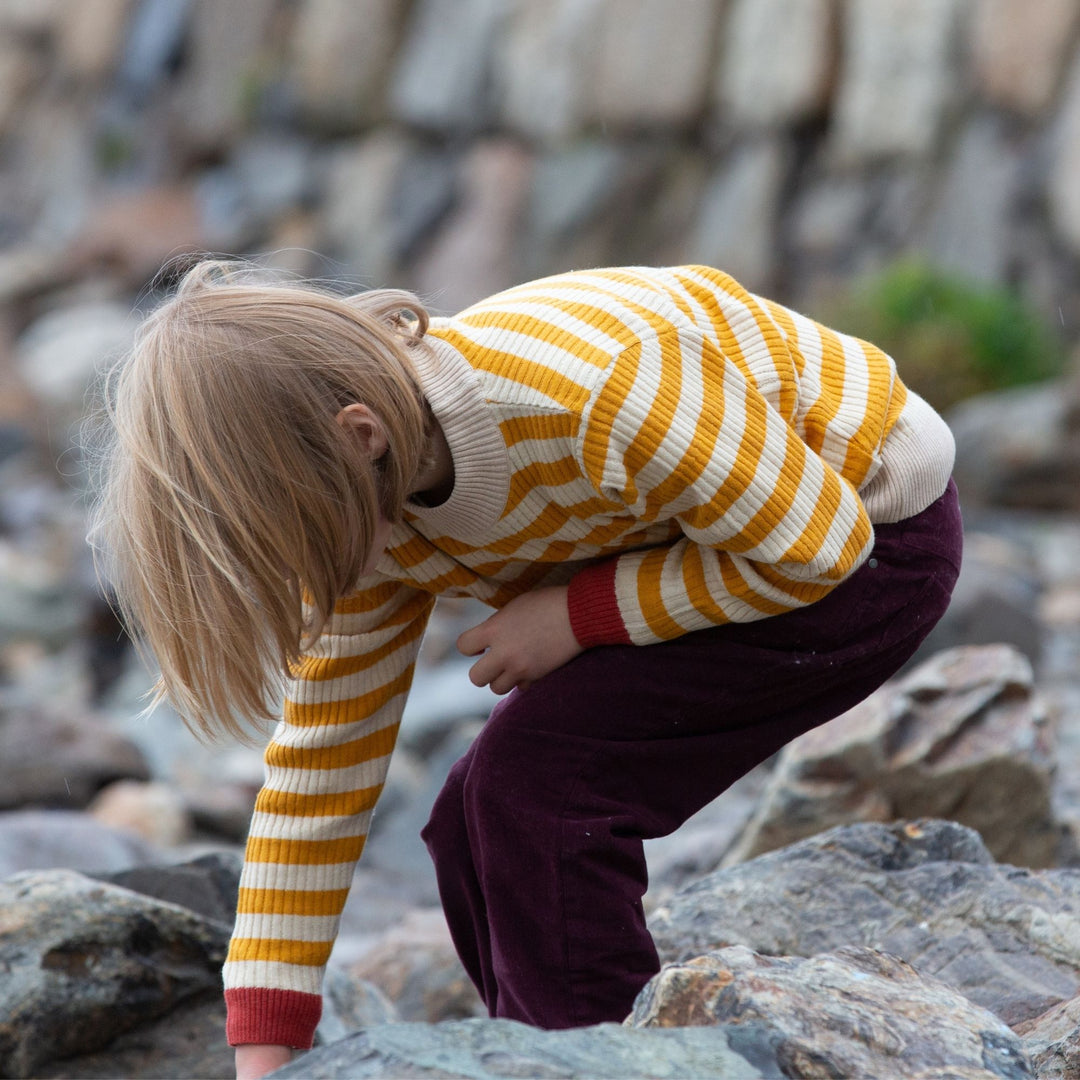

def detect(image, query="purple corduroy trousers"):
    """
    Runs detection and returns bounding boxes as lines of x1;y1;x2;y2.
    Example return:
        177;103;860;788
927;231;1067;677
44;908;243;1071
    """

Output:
421;480;963;1029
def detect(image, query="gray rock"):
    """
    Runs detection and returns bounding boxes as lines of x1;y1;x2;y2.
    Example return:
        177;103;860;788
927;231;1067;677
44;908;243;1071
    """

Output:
1049;49;1080;258
316;966;399;1046
270;1018;776;1079
631;945;1033;1080
971;0;1080;116
0;809;160;879
0;702;150;809
650;819;1080;1028
347;908;484;1023
831;0;964;164
692;138;788;291
716;0;834;129
725;645;1058;869
389;0;508;134
1014;993;1080;1080
0;868;229;1078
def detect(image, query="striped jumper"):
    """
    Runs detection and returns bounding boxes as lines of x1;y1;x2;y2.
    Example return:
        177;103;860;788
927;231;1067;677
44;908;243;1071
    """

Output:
223;264;954;1047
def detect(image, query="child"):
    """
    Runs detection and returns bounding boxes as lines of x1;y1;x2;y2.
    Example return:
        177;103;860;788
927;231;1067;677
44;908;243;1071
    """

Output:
94;259;960;1079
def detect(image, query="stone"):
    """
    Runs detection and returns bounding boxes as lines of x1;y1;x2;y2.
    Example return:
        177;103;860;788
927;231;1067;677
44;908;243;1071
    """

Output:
317;967;399;1046
631;945;1033;1079
716;0;835;129
791;175;870;258
494;0;600;143
56;0;133;82
389;0;508;134
725;645;1057;869
92;851;243;927
412;140;533;314
347;907;484;1023
34;989;231;1080
1014;994;1080;1080
0;537;89;648
587;0;720;130
690;138;788;291
924;115;1022;286
971;0;1080;116
0;810;160;879
831;0;964;164
1049;50;1080;258
949;378;1080;511
649;819;1080;1028
271;1019;776;1079
0;868;229;1078
0;703;150;809
289;0;406;131
88;779;193;847
910;533;1043;671
0;38;39;139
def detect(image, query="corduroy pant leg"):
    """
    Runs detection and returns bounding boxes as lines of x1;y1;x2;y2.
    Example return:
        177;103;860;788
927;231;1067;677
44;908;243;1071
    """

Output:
422;482;963;1029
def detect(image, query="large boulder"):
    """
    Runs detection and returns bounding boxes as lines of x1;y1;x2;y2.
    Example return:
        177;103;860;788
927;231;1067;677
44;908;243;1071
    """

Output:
0;869;229;1078
631;945;1032;1079
1015;995;1080;1080
724;645;1057;869
650;819;1080;1028
270;1019;776;1079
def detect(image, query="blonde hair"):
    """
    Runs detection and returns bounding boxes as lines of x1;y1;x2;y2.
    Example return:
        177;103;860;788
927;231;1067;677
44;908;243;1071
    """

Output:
90;258;431;740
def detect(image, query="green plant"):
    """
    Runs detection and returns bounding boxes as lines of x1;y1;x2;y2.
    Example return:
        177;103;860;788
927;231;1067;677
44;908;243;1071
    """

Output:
823;260;1066;411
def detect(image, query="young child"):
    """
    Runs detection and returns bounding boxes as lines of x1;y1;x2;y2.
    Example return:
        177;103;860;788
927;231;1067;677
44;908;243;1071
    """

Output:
95;259;960;1079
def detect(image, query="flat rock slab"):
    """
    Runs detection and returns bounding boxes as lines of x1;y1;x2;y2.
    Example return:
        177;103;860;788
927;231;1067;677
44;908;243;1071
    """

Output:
0;868;229;1078
631;945;1032;1079
650;819;1080;1028
269;1018;778;1079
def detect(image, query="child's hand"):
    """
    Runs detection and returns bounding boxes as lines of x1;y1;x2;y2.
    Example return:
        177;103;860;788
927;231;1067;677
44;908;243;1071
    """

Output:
457;586;584;694
235;1044;293;1080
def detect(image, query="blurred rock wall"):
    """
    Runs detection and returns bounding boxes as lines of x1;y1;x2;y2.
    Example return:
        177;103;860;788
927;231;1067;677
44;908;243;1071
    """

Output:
0;0;1076;327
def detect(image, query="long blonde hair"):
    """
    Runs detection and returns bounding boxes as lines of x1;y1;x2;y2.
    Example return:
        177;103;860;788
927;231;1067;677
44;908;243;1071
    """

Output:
90;259;431;740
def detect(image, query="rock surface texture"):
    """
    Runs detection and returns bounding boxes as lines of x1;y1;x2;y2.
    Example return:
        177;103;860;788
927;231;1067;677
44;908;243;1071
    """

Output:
631;945;1033;1079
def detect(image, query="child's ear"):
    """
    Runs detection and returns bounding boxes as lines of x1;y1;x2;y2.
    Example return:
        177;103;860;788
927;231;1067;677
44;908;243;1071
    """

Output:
336;403;389;460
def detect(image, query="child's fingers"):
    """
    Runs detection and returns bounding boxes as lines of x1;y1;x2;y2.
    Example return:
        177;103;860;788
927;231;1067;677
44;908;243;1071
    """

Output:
456;622;491;656
467;650;502;689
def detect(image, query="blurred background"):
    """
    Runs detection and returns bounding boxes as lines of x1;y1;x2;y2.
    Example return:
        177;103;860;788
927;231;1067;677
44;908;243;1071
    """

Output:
2;0;1080;996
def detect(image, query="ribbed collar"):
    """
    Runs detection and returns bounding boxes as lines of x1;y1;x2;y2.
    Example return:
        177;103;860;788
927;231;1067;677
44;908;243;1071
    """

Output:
399;327;510;541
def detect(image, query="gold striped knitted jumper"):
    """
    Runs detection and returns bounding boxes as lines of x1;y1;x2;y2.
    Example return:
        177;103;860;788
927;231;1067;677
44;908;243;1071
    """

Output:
223;265;954;1047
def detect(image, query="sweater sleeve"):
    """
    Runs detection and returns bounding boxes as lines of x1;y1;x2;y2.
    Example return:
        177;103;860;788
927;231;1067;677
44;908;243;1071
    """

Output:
567;302;874;648
223;579;434;1049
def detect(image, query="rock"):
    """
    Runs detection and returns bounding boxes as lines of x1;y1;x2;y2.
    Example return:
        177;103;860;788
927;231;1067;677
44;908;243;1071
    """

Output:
691;137;788;291
949;378;1080;511
910;532;1043;670
587;0;719;130
923;115;1023;286
0;809;161;879
92;851;243;926
347;907;484;1023
831;0;964;164
34;989;231;1080
716;0;835;129
88;779;193;847
631;945;1033;1079
289;0;406;131
971;0;1080;116
389;0;508;134
1014;994;1080;1080
317;967;399;1046
650;819;1080;1028
0;537;88;647
55;0;132;83
725;645;1057;869
271;1019;777;1079
0;868;229;1078
494;0;599;143
1049;50;1080;259
0;702;150;809
412;140;533;314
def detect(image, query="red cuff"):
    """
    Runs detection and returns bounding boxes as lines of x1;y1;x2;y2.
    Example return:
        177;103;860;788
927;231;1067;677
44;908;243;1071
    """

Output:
225;987;322;1049
567;560;632;648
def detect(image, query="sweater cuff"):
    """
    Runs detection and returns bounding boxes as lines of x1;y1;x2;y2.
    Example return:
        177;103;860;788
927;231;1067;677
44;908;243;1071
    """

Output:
225;987;322;1049
568;560;632;648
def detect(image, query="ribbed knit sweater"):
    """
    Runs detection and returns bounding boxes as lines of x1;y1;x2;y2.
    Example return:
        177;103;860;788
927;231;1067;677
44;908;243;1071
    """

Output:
223;265;955;1047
